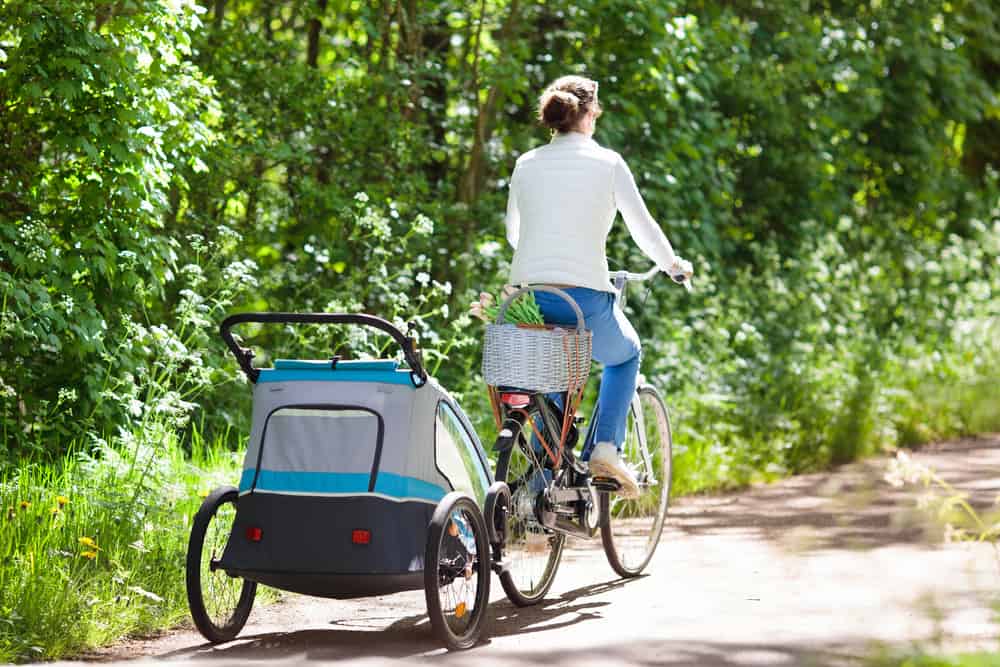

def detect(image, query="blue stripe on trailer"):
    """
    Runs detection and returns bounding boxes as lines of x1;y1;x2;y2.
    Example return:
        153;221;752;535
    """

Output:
273;359;400;371
256;368;414;385
241;469;371;494
240;469;447;502
373;472;447;502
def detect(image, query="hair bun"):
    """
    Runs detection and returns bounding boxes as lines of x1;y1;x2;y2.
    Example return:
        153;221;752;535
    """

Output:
536;75;600;134
540;90;581;132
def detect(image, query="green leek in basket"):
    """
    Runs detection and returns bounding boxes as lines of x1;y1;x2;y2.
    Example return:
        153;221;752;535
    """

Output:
469;288;544;325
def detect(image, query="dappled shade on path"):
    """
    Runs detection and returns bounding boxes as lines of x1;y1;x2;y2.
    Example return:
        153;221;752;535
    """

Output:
666;435;1000;552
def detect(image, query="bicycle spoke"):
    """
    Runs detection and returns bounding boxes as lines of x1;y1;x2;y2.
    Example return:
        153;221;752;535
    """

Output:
201;503;244;628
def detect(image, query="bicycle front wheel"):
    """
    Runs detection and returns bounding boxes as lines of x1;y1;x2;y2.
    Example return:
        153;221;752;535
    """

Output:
600;384;673;577
494;405;565;606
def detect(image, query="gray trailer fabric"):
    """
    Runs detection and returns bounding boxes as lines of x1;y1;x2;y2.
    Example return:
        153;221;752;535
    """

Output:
239;378;457;502
227;362;492;588
219;493;433;597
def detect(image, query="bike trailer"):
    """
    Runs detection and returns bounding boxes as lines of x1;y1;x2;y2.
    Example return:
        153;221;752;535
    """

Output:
215;313;492;599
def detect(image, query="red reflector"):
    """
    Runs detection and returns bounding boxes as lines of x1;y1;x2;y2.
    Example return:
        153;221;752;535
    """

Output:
246;527;262;542
352;529;371;545
500;393;530;408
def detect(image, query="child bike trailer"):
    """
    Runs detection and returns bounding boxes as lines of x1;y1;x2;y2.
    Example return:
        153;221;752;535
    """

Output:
185;313;508;650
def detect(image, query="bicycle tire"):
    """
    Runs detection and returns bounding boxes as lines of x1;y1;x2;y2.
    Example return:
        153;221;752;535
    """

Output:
424;492;491;650
186;486;257;643
494;404;565;606
599;384;673;577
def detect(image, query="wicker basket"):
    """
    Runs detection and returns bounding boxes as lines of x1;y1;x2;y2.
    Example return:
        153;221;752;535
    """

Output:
482;286;592;394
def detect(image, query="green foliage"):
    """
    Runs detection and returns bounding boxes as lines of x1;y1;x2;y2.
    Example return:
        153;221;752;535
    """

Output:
0;0;996;463
868;652;1000;667
0;0;997;469
0;0;225;455
0;427;244;662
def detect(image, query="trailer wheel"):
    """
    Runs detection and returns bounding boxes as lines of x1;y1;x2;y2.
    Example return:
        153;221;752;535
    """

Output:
186;486;256;643
424;492;491;650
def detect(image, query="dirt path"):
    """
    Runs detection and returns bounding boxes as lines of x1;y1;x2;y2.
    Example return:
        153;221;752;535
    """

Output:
75;435;1000;666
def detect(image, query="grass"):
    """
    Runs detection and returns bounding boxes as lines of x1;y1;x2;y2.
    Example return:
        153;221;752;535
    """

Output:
869;652;1000;667
0;422;243;662
668;342;1000;497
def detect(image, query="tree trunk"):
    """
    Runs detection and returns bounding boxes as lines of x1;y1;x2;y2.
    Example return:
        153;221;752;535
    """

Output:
450;0;522;299
307;0;329;68
213;0;226;30
244;157;265;229
397;0;421;62
457;0;520;205
263;1;274;42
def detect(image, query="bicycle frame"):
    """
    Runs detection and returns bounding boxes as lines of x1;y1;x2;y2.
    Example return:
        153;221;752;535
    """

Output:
501;267;680;529
491;266;684;585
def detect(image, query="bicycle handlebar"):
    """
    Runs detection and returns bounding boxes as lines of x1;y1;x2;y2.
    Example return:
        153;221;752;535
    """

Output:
610;266;693;292
610;266;661;283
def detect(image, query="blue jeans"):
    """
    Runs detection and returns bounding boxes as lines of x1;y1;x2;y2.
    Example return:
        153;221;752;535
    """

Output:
533;287;641;458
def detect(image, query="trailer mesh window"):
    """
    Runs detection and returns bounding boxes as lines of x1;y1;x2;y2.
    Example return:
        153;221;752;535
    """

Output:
252;407;382;494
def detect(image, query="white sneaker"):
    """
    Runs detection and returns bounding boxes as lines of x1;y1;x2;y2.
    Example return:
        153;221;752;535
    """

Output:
587;442;639;499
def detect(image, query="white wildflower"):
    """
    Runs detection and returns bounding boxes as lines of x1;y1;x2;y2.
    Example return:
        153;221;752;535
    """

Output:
478;240;501;258
412;214;434;236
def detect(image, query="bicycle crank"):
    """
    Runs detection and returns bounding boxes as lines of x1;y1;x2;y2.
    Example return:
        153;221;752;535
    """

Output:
535;485;601;539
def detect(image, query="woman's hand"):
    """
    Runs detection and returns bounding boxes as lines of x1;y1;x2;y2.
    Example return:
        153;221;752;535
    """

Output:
666;257;693;282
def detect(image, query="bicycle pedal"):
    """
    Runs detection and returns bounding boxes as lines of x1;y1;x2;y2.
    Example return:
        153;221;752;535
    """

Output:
590;476;621;492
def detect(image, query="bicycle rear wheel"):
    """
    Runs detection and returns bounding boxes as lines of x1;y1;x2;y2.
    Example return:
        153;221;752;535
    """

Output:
600;385;672;577
494;404;565;606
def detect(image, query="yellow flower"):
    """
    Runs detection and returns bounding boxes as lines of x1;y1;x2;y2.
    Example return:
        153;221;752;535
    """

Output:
78;536;99;549
19;500;31;510
80;551;97;560
197;489;210;498
50;507;60;516
56;496;69;507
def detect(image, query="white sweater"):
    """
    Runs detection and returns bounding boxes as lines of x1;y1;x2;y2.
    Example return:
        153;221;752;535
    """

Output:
504;131;678;292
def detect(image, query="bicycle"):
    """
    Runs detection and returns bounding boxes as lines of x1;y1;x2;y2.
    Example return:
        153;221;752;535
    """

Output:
487;267;686;606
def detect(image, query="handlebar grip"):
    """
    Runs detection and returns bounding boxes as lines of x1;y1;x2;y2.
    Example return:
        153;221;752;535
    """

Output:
670;274;694;292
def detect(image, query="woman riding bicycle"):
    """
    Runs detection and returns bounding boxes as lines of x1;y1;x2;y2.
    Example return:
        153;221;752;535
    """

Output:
503;75;693;498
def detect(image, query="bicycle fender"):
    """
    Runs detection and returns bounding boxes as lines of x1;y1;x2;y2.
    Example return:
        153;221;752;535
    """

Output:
492;417;522;453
